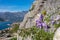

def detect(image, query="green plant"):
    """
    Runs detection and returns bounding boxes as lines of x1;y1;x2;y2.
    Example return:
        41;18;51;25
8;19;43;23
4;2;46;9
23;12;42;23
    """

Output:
19;26;54;40
10;37;17;40
54;23;60;28
9;24;19;33
29;5;35;11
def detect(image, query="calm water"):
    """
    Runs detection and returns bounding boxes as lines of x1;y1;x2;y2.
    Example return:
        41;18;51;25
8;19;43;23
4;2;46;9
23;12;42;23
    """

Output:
0;21;12;30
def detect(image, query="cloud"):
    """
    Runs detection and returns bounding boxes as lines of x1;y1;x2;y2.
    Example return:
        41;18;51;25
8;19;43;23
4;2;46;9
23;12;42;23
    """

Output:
0;9;21;12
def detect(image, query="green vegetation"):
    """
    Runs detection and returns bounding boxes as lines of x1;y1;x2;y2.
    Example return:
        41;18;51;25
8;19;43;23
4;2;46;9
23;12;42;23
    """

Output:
9;24;19;33
44;14;51;23
41;10;46;15
54;23;60;28
10;37;17;40
29;5;35;11
19;26;54;40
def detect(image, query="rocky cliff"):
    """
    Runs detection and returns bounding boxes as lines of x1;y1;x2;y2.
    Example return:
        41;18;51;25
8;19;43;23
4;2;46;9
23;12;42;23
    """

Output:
19;0;60;28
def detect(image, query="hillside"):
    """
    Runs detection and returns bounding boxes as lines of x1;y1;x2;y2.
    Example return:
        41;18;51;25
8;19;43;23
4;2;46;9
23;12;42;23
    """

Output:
0;18;4;21
20;0;60;29
0;11;28;22
19;0;60;40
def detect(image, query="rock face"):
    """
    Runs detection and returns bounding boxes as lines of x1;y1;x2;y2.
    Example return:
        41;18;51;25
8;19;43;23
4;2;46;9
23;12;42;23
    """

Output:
19;0;60;28
19;0;60;40
53;27;60;40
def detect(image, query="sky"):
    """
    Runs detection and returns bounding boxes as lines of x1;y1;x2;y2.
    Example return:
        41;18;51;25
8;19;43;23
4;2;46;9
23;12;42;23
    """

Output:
0;0;34;12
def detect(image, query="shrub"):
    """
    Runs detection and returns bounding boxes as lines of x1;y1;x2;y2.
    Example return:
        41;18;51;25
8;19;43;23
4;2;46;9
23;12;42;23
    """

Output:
19;26;54;40
29;5;35;11
9;24;19;33
10;37;17;40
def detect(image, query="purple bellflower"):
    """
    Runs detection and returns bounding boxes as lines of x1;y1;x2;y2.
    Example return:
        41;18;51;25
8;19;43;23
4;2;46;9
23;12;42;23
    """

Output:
39;14;44;22
36;14;50;31
36;19;43;28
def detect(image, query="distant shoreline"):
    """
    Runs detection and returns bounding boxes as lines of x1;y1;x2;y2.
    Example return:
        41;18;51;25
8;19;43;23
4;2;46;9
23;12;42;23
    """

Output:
0;21;12;30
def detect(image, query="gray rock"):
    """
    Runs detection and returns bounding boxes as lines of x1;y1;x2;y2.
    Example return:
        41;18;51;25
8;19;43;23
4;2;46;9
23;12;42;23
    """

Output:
53;27;60;40
19;0;60;29
19;0;60;40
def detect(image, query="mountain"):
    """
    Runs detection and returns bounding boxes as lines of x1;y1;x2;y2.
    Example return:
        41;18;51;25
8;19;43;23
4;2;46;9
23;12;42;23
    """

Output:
18;0;60;40
0;11;28;22
19;0;60;29
0;18;4;21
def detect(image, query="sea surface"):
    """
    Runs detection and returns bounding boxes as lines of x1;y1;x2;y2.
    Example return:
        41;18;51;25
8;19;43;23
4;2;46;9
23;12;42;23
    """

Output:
0;21;12;30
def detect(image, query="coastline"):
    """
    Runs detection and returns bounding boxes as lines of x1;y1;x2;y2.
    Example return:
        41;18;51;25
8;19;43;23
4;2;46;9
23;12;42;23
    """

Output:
0;27;12;33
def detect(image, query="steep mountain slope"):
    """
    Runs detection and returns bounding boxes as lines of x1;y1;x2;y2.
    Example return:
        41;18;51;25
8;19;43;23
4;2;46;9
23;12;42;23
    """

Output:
19;0;60;29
